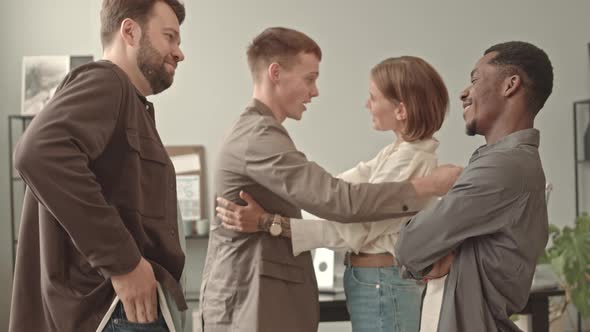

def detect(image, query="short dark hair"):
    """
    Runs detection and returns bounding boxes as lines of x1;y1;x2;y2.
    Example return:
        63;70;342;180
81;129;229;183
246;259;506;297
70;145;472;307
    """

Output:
247;27;322;81
484;41;553;115
100;0;185;48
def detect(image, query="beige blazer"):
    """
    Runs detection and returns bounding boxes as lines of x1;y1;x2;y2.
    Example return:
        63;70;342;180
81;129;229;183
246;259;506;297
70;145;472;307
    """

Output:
197;99;417;332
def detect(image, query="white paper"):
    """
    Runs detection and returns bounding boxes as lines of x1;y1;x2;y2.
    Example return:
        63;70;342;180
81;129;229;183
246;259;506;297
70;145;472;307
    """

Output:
176;175;200;220
170;154;200;173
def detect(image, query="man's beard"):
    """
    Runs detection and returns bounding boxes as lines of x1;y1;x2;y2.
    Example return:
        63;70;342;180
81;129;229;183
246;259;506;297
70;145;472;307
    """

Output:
465;119;477;136
137;34;173;95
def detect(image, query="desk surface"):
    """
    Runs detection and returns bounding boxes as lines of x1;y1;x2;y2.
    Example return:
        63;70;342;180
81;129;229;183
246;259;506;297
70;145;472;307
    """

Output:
187;286;565;304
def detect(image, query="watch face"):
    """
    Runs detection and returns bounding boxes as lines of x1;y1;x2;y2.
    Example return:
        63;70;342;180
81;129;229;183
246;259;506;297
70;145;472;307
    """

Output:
269;222;282;236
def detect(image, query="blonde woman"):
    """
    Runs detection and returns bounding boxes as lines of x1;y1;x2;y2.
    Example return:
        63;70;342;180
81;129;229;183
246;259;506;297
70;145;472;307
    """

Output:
217;56;449;332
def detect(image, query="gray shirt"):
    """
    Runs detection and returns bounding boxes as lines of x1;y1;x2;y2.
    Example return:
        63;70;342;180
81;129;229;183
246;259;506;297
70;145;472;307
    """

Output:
395;128;548;332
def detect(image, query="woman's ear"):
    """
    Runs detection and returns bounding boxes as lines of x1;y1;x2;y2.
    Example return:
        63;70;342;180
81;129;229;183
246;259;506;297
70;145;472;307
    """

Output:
395;102;408;121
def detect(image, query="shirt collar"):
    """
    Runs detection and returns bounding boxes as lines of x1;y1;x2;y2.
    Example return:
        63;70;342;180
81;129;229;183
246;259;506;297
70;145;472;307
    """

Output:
472;128;540;158
136;91;149;105
397;137;440;153
100;59;152;109
248;98;275;117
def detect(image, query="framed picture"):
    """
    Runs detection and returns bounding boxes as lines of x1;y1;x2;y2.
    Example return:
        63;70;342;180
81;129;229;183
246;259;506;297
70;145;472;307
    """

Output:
21;55;93;116
165;145;207;222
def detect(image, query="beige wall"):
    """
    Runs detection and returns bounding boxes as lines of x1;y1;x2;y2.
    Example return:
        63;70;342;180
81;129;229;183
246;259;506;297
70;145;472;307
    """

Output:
1;1;589;331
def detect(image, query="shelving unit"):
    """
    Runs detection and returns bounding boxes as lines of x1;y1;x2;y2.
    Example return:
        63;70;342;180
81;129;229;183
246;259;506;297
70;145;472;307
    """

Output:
572;99;590;332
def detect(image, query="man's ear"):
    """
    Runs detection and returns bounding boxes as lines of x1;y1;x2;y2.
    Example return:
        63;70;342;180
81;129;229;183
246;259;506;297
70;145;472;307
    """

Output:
267;62;281;84
395;102;408;121
504;74;522;98
120;18;142;47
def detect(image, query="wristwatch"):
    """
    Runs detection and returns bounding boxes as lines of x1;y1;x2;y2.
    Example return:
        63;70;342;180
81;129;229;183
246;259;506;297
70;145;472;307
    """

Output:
269;214;282;236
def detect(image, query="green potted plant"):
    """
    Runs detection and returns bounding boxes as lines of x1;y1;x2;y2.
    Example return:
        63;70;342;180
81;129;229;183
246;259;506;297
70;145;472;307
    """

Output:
539;212;590;320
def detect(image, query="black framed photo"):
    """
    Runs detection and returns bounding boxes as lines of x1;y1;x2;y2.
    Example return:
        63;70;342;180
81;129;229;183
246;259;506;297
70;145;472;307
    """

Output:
21;55;93;116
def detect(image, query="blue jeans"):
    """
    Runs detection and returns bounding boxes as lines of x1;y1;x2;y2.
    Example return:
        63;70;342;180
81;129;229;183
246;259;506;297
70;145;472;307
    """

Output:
102;302;169;332
344;266;424;332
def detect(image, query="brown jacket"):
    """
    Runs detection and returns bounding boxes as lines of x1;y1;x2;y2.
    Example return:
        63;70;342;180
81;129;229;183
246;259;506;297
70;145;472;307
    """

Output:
198;100;417;332
9;61;186;332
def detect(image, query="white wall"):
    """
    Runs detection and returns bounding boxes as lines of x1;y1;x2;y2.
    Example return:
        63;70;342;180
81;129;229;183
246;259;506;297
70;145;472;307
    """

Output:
1;1;589;331
154;0;590;228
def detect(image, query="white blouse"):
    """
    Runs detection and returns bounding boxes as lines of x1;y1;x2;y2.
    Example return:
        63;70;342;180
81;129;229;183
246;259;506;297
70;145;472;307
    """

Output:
290;138;439;256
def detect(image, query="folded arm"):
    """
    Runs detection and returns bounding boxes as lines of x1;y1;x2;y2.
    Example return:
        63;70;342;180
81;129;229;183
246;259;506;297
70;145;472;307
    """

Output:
395;157;522;279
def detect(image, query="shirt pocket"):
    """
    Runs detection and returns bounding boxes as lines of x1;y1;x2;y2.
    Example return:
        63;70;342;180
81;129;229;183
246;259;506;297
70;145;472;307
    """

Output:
126;129;168;218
